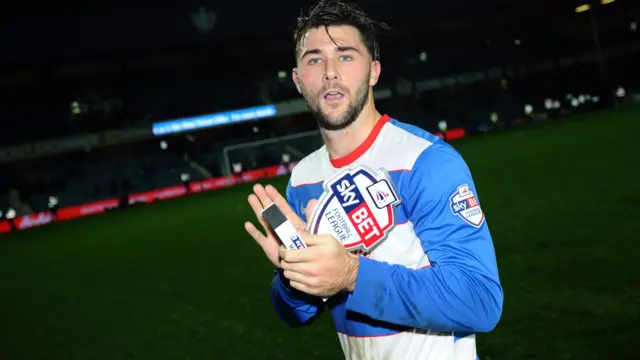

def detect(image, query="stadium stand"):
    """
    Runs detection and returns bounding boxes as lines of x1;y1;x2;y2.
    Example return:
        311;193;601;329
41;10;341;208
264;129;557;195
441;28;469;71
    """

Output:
1;5;638;233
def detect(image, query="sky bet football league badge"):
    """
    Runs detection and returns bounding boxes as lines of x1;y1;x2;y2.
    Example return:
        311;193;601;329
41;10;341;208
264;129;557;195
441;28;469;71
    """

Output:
306;165;402;252
449;184;485;227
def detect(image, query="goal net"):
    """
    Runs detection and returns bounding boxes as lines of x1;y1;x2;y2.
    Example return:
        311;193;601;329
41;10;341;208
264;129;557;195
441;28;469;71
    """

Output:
221;130;323;176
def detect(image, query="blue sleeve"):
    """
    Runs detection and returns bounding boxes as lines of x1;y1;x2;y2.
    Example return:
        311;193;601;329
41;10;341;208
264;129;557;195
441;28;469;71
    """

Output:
345;144;503;333
269;178;325;327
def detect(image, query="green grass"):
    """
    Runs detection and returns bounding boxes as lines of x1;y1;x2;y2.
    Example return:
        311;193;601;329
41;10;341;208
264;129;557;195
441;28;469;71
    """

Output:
1;106;639;360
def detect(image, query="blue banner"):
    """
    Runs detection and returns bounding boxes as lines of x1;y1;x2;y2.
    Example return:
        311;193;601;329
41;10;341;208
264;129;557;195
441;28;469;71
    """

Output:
152;104;277;136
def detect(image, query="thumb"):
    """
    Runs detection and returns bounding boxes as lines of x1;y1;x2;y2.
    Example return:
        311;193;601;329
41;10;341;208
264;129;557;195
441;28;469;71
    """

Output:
305;199;319;223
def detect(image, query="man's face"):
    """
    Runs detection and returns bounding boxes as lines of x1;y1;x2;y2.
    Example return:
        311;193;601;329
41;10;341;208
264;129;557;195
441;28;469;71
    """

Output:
293;25;380;131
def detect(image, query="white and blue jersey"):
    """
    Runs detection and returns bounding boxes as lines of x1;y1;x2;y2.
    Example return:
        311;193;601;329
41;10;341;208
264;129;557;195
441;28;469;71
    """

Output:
270;115;503;360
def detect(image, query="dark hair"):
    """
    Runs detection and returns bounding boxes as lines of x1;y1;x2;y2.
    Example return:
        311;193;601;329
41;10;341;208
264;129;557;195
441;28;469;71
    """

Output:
293;0;390;62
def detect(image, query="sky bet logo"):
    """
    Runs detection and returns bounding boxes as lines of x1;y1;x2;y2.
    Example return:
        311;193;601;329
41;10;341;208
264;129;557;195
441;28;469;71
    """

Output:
308;165;401;252
330;175;383;247
451;196;478;213
449;184;485;227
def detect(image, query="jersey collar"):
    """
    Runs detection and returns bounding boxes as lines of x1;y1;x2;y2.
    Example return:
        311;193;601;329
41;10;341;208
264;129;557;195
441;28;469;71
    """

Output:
329;114;391;169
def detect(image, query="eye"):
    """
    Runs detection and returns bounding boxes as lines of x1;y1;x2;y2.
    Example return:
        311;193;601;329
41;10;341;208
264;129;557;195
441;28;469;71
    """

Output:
308;58;321;65
339;55;353;61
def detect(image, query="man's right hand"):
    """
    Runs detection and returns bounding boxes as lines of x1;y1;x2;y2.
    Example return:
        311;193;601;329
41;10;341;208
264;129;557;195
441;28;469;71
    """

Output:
244;183;316;267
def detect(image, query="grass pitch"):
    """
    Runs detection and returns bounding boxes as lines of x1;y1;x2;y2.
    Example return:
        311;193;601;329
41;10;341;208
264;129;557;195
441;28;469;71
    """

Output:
1;106;639;360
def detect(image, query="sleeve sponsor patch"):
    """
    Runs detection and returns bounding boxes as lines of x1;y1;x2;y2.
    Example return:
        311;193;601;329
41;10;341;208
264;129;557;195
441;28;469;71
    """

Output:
449;184;485;227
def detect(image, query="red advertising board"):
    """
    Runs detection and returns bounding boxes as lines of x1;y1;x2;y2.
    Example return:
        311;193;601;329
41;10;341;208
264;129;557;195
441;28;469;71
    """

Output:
1;161;301;234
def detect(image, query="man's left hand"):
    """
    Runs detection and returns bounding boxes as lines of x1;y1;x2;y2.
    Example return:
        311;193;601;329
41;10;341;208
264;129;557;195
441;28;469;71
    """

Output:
278;232;360;297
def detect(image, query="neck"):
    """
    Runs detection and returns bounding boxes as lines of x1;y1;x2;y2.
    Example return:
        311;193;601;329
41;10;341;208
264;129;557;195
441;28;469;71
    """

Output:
322;97;382;161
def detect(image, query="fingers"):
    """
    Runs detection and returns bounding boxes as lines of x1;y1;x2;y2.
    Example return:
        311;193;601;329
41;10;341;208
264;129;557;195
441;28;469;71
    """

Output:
248;194;265;217
244;221;268;247
279;247;317;263
247;183;310;268
280;260;316;275
249;183;304;230
282;269;307;283
247;194;272;234
265;185;305;229
253;184;273;209
278;245;286;260
305;199;318;222
283;272;313;294
299;231;328;246
288;280;310;294
248;184;276;234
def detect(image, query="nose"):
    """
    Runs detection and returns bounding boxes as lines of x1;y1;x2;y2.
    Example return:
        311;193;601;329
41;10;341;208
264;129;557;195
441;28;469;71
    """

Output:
323;58;339;82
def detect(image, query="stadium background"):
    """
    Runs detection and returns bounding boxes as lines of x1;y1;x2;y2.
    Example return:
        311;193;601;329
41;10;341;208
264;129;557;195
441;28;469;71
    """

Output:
1;0;639;359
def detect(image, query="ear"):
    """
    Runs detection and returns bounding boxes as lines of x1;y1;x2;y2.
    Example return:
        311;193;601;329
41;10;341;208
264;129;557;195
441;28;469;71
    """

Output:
292;68;302;94
369;60;381;87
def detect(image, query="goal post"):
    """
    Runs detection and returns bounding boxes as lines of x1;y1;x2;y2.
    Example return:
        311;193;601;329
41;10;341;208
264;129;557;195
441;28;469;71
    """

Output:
221;130;323;176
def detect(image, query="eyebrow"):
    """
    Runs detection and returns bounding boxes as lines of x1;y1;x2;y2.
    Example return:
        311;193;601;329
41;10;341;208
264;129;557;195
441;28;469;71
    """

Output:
300;46;361;60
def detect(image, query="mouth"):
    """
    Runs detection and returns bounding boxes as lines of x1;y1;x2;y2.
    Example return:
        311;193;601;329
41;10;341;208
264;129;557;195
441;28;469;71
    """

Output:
323;90;345;102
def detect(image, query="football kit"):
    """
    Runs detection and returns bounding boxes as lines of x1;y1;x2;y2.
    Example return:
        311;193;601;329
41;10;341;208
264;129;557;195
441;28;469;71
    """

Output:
270;115;503;360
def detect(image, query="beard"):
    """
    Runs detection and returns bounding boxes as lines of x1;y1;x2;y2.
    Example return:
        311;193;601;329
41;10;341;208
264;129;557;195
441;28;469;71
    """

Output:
301;76;371;131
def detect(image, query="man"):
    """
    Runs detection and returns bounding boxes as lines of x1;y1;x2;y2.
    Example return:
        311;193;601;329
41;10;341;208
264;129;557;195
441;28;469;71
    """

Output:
244;1;503;359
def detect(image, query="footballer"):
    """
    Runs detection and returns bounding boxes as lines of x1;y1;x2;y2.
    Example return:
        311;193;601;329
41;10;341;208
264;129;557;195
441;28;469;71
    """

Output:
245;1;503;359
